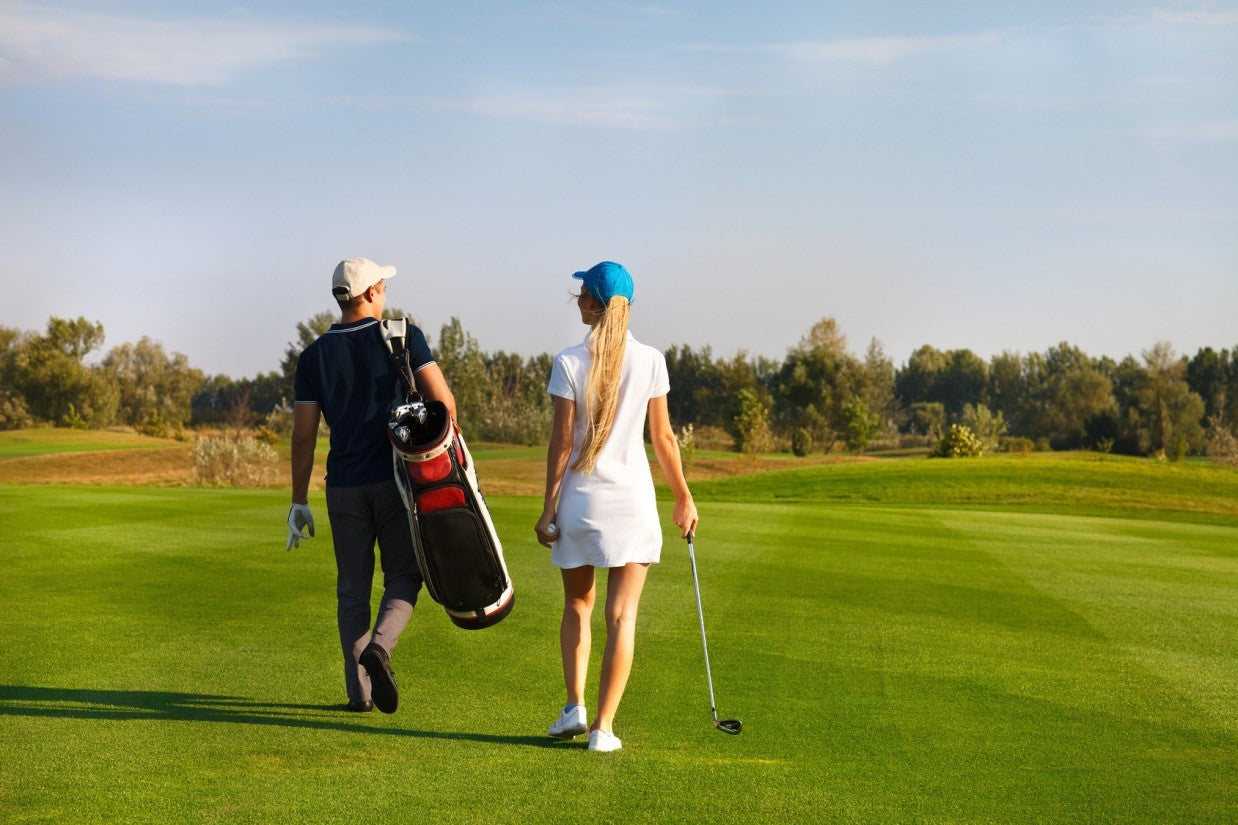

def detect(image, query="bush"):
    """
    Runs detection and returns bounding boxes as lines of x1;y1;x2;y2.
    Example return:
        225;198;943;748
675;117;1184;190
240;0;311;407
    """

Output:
732;389;772;455
0;392;36;430
999;436;1034;455
791;427;814;457
960;403;1005;453
194;435;280;487
1205;417;1238;467
261;404;294;439
61;403;89;430
676;423;696;477
689;425;732;451
930;424;984;458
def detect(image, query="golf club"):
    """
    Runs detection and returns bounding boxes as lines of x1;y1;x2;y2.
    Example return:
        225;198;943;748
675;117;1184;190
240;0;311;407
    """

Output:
686;530;742;735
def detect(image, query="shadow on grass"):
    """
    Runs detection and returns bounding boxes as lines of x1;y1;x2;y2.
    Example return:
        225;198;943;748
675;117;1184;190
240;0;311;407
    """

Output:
0;685;571;749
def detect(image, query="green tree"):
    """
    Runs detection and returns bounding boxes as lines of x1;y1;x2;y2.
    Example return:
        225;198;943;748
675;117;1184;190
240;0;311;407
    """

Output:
1025;343;1114;448
771;317;860;451
986;351;1025;426
896;346;986;420
477;350;553;444
1187;347;1235;433
101;338;204;434
0;317;117;428
860;338;896;435
906;401;946;438
842;396;881;453
894;344;947;409
434;317;489;434
1129;342;1206;459
732;388;772;456
937;349;988;418
664;344;725;427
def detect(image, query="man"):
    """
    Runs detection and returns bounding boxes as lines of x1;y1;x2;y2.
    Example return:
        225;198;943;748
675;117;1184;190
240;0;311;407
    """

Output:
286;257;457;714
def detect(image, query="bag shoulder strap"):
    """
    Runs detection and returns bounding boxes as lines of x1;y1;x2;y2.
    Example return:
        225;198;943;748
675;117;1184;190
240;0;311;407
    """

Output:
379;317;418;398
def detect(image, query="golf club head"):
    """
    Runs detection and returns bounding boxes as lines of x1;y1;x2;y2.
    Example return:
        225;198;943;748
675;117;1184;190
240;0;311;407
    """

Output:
714;718;743;735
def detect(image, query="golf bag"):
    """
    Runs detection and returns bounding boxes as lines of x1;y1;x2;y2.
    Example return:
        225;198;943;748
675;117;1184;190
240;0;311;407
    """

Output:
382;319;514;630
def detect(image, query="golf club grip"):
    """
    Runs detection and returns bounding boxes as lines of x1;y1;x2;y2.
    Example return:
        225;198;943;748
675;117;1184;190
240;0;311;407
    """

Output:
686;529;694;543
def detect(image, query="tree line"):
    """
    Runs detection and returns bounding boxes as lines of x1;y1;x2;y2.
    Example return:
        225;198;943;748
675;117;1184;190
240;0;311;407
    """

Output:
2;314;1235;461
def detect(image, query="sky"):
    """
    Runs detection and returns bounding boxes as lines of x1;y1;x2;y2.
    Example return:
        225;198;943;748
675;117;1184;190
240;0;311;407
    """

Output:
1;1;1235;379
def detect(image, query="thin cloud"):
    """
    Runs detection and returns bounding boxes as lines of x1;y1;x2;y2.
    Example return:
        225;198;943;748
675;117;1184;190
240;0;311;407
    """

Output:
1125;121;1238;141
1150;9;1238;25
443;94;686;130
681;32;999;65
0;1;409;86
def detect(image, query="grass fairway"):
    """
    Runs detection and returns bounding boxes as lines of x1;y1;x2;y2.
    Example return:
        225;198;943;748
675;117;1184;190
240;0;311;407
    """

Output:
1;456;1235;823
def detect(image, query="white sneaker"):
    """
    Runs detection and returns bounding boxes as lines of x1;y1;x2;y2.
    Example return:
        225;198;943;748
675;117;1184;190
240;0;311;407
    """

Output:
587;729;622;752
548;704;587;739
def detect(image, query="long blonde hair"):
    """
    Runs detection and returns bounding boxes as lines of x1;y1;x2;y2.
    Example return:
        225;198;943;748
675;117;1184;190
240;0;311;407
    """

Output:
572;295;630;473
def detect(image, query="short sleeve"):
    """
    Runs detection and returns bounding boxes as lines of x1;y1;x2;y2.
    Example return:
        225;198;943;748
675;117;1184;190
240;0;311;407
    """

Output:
407;324;435;372
293;351;317;404
650;350;670;398
547;353;575;400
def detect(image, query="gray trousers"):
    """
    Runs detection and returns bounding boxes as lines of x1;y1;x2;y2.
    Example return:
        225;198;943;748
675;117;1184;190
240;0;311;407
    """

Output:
326;479;423;705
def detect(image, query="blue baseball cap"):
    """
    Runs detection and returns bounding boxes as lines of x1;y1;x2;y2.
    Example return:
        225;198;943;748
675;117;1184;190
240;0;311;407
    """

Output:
573;261;634;304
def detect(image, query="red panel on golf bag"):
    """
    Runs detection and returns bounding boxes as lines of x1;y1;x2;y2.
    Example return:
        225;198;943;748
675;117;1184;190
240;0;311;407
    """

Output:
416;486;466;513
408;451;452;483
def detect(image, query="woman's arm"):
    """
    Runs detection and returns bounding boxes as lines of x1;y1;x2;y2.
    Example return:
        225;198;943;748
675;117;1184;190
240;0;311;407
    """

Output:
535;396;575;547
648;395;699;537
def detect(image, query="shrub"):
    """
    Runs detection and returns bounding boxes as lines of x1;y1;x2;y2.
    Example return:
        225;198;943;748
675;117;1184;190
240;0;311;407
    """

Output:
999;436;1034;455
676;423;696;477
194;435;280;487
1205;417;1238;467
61;403;89;430
261;404;294;439
930;424;984;458
690;425;732;451
732;389;772;455
960;403;1006;453
790;427;814;457
0;392;36;430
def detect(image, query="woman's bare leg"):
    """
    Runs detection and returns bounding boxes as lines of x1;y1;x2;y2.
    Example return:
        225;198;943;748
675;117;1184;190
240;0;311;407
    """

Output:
560;565;596;706
593;563;650;733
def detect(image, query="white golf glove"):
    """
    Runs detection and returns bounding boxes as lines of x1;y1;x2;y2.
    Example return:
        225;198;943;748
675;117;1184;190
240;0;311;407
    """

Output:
286;502;315;551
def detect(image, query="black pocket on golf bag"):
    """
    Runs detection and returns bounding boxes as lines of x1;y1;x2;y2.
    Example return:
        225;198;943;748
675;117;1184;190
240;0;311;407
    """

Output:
415;508;507;612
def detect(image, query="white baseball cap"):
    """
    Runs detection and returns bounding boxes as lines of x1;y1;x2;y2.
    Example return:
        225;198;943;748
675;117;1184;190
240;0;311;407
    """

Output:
332;258;396;300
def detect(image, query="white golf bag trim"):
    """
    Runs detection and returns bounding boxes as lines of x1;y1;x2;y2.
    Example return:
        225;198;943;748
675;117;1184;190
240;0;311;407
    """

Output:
381;318;514;630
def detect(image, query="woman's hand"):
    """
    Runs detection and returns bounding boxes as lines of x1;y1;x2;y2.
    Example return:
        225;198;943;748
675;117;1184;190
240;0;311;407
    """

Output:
534;510;559;548
673;496;698;539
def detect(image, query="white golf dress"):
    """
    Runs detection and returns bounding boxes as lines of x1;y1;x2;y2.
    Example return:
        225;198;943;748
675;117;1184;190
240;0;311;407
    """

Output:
547;330;670;569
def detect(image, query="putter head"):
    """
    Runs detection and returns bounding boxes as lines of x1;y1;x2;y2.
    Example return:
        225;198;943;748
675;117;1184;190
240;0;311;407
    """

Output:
715;718;743;735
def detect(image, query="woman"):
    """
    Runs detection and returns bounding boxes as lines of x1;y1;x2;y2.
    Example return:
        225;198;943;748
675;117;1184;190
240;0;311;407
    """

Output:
534;261;698;753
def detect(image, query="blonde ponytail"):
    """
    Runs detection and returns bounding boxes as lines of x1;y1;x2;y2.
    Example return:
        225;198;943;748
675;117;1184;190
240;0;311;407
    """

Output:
572;295;630;473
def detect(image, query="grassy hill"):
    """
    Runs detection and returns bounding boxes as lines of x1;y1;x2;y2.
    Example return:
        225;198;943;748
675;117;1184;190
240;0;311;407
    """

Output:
3;428;1234;522
1;429;1234;822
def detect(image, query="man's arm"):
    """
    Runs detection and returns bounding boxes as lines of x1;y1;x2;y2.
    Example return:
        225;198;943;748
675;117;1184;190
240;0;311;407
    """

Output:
290;402;320;503
415;363;459;426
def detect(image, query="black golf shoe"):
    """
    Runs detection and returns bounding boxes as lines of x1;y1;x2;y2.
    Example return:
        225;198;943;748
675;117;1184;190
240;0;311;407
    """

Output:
359;643;399;714
346;699;374;713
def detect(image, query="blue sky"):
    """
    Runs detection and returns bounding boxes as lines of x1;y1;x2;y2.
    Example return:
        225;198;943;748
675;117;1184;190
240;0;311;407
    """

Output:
1;1;1235;378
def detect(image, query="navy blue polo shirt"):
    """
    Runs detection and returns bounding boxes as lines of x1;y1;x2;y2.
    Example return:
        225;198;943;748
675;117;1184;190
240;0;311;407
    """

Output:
294;318;434;487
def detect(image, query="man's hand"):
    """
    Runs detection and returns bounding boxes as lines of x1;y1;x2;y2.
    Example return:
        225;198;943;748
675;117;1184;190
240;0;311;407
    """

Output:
286;502;315;551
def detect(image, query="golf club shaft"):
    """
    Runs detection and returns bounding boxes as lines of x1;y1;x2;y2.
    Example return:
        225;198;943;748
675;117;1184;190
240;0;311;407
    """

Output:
687;534;720;718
